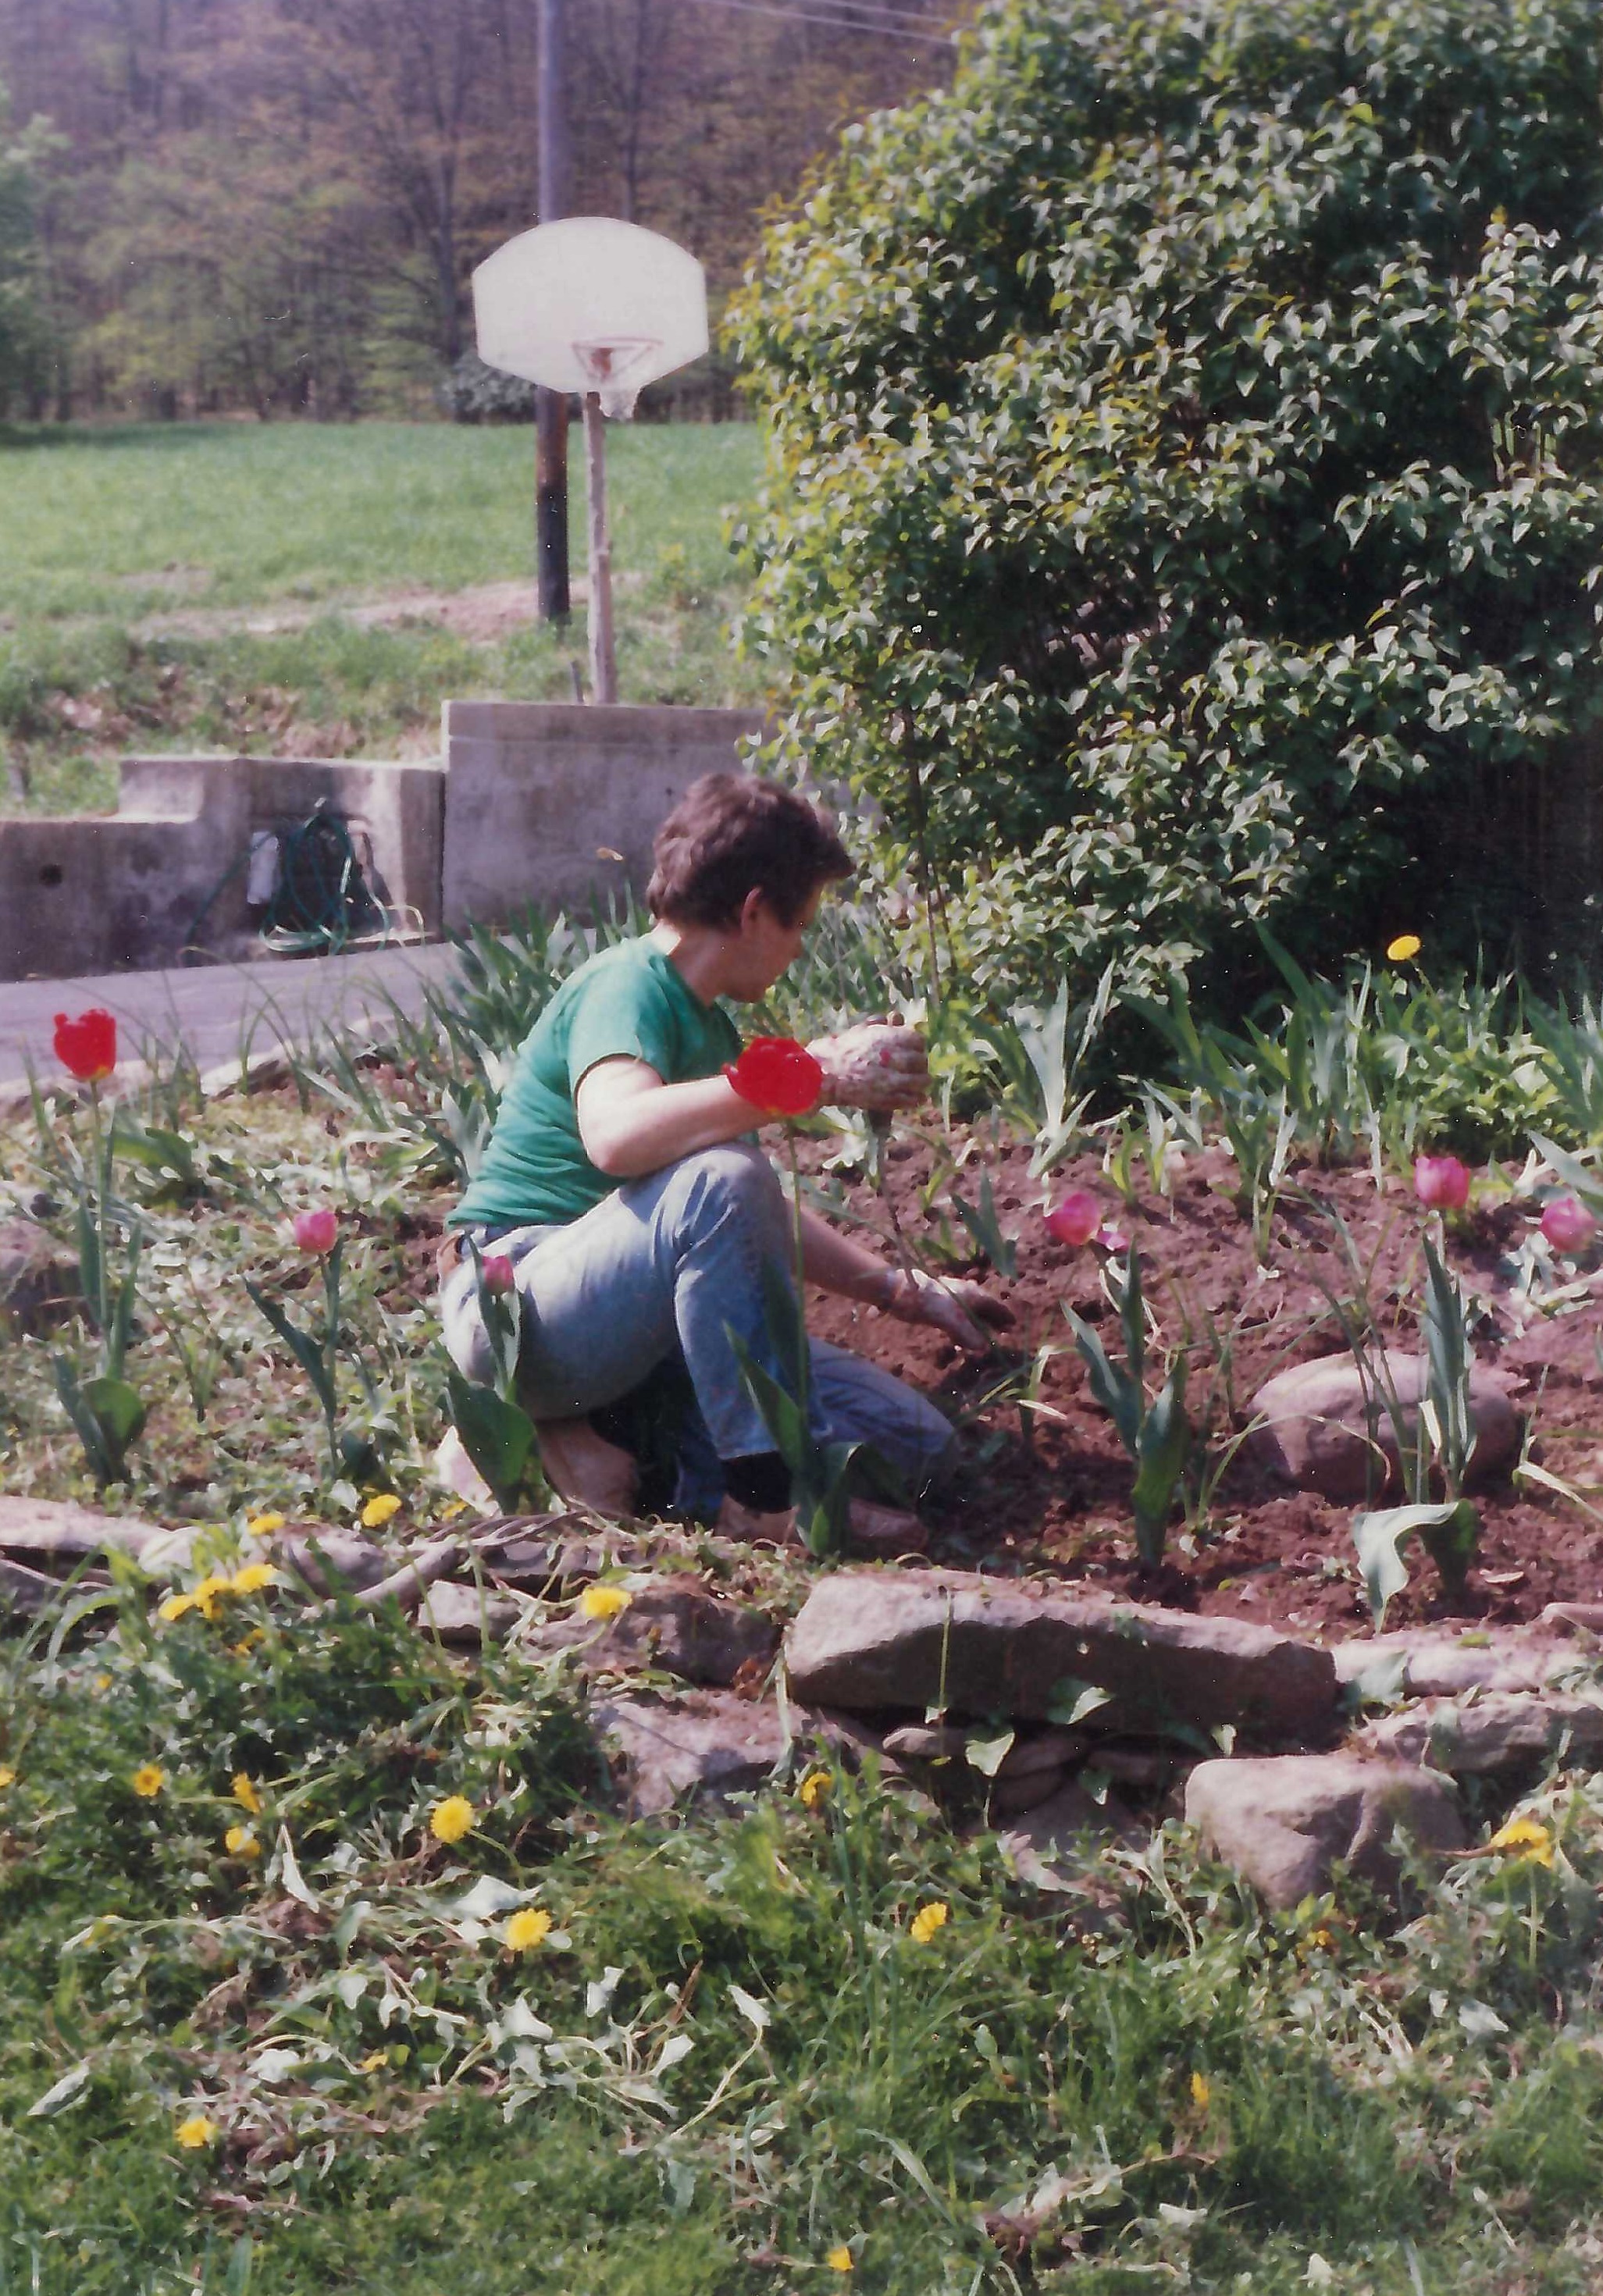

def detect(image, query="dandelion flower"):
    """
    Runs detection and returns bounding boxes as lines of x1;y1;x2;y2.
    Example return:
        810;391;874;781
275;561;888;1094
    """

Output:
0;1766;16;1789
191;1573;233;1621
798;1767;833;1810
1386;933;1423;963
94;1674;111;1692
231;1774;262;1815
230;1563;277;1596
245;1511;286;1536
360;2050;389;2074
909;1901;949;1944
1190;2071;1211;2109
361;1493;402;1529
175;2113;217;2149
826;2246;854;2273
504;1907;552;1952
224;1826;260;1859
1487;1814;1555;1869
132;1764;165;1799
159;1591;197;1622
579;1582;631;1622
429;1794;476;1846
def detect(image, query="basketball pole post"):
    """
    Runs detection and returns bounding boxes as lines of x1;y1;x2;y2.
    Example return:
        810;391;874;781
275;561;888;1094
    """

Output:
582;390;618;704
535;0;570;625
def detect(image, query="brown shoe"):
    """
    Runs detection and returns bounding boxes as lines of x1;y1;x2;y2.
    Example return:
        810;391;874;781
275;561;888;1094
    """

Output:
533;1417;639;1519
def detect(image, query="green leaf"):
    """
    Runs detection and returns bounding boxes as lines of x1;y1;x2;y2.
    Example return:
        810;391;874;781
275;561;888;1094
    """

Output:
1352;1500;1479;1629
445;1368;534;1511
1046;1676;1113;1728
964;1727;1016;1778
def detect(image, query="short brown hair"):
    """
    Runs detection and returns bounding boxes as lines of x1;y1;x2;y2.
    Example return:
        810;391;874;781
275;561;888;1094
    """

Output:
647;774;852;927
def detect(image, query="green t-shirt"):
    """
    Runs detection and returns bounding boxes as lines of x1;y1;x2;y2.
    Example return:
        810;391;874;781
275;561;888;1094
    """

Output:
451;936;742;1230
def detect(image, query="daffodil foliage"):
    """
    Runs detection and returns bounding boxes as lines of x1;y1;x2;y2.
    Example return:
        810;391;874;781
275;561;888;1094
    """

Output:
731;0;1603;1003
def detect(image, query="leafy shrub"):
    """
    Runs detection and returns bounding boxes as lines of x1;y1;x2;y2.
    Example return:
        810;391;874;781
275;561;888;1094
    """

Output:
730;0;1603;1007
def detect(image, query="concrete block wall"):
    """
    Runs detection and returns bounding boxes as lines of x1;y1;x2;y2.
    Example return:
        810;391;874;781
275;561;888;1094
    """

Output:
441;701;764;933
0;755;444;983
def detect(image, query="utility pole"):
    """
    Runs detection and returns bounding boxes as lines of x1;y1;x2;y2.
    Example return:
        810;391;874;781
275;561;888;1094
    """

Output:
536;0;570;622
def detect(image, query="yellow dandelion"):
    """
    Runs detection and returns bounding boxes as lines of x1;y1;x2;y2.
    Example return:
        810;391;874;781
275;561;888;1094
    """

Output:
361;1493;402;1530
579;1582;631;1622
158;1591;196;1622
131;1764;165;1799
191;1573;233;1621
826;2246;854;2273
230;1563;277;1596
0;1767;16;1790
360;2049;389;2073
429;1794;476;1846
504;1907;553;1952
245;1511;286;1536
223;1825;260;1859
94;1673;111;1692
798;1767;833;1810
230;1629;265;1657
231;1773;262;1815
1306;1926;1337;1952
909;1901;949;1945
1190;2070;1211;2109
175;2113;217;2150
1385;933;1423;963
1487;1814;1555;1869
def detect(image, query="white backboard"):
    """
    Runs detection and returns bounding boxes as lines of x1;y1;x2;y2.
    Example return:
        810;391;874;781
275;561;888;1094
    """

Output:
473;218;709;396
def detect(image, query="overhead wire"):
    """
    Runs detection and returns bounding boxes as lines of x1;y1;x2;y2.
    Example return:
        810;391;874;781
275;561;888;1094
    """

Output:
675;0;959;44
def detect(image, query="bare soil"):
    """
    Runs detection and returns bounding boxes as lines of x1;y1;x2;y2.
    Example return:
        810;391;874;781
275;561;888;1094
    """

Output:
795;1134;1603;1641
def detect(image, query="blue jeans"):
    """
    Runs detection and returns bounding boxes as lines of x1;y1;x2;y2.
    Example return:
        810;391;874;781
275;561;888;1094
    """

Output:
439;1143;954;1518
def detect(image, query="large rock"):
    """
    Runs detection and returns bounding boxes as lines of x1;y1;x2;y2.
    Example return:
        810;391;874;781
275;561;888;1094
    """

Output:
1186;1753;1465;1907
1359;1692;1603;1777
590;1690;792;1817
524;1580;778;1689
0;1219;80;1334
415;1579;522;1646
785;1571;1337;1742
1333;1630;1573;1700
1249;1349;1518;1502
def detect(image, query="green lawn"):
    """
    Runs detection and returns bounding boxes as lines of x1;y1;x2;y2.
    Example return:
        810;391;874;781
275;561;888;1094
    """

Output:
0;420;768;812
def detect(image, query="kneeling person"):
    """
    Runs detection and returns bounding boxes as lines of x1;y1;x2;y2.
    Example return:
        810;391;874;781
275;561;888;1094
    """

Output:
440;772;1008;1545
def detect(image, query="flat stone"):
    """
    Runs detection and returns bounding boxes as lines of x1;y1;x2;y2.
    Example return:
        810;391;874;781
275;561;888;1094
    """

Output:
0;1495;160;1564
785;1570;1337;1742
1186;1753;1465;1908
0;1219;80;1334
1333;1631;1574;1700
996;1779;1141;1891
412;1579;522;1646
590;1690;792;1817
522;1581;778;1689
0;1498;393;1593
1542;1603;1603;1637
1358;1692;1603;1777
990;1764;1074;1818
1249;1349;1519;1503
0;1554;111;1616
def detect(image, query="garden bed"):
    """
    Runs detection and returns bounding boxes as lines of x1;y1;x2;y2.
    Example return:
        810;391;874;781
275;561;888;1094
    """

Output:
798;1133;1602;1638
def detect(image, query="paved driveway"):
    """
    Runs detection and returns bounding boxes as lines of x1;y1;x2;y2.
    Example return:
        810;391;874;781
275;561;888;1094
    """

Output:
0;942;462;1098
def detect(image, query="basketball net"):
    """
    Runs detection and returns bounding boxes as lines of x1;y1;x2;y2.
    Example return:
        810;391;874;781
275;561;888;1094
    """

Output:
572;336;660;420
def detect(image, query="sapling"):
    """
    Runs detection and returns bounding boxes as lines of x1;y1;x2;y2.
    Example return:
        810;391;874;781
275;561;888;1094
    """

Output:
1062;1244;1191;1568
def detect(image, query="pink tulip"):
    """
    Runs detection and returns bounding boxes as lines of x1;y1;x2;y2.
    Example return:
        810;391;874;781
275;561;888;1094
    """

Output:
1095;1223;1131;1255
1541;1196;1596;1254
481;1253;516;1294
1045;1190;1103;1248
1413;1155;1471;1212
293;1208;339;1255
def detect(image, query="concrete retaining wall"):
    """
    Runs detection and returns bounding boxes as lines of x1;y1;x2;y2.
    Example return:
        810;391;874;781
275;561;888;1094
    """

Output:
0;756;444;983
441;700;764;933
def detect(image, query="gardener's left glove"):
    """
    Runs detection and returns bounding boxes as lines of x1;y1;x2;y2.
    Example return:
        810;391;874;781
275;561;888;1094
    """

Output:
880;1267;1013;1354
807;1021;928;1112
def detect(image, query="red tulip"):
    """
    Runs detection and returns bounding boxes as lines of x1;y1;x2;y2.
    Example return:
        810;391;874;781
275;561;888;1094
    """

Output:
481;1253;516;1294
724;1037;823;1117
52;1008;117;1084
1413;1154;1471;1212
1541;1196;1596;1253
1044;1190;1103;1248
293;1208;339;1255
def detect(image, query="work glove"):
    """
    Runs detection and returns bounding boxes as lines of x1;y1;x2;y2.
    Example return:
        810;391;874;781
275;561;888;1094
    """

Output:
882;1267;1014;1354
807;1020;928;1112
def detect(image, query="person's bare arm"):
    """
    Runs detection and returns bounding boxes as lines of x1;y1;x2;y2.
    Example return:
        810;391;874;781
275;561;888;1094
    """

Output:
575;1057;755;1177
797;1208;1013;1353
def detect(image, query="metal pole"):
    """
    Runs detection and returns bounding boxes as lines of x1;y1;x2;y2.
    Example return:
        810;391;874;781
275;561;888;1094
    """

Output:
582;391;617;705
535;0;569;624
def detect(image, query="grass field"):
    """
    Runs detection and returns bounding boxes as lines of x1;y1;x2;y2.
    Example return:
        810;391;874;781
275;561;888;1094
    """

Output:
0;419;767;813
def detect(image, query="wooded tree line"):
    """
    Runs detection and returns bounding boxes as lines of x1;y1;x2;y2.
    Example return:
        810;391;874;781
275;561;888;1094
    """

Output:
0;0;957;420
